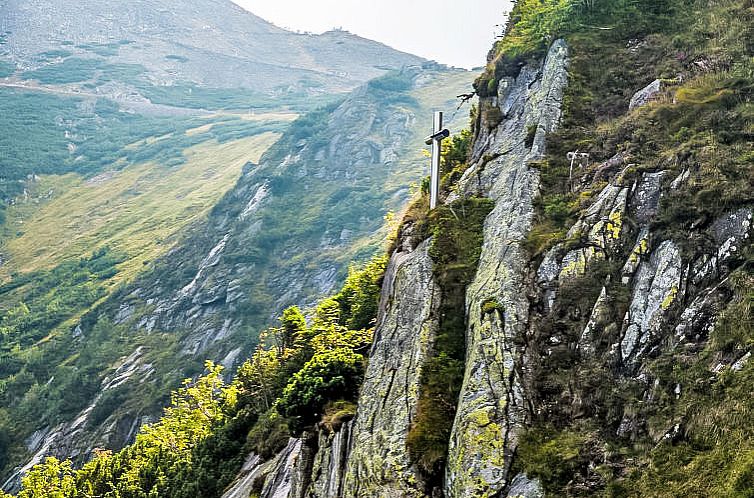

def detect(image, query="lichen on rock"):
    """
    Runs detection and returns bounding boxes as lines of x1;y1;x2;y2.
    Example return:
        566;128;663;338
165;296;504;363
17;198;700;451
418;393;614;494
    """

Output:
445;39;570;498
343;240;441;498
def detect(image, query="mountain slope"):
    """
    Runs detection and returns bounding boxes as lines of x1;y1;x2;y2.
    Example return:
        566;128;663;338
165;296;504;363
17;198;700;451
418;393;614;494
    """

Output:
0;66;472;487
0;0;470;487
0;0;425;100
3;0;751;497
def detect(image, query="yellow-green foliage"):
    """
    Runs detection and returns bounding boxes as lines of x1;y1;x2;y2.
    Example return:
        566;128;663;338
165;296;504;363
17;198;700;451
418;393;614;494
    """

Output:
1;133;279;283
11;362;235;498
334;255;388;331
232;254;386;440
496;0;574;59
622;272;754;497
140;362;236;451
16;458;76;498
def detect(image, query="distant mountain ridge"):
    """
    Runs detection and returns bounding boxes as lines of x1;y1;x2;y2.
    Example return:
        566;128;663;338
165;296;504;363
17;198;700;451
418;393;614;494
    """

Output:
0;0;427;101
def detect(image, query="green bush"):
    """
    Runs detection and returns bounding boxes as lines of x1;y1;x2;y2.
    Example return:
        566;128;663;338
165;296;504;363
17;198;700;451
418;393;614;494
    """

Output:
276;348;365;432
246;410;290;459
333;255;388;330
366;71;418;106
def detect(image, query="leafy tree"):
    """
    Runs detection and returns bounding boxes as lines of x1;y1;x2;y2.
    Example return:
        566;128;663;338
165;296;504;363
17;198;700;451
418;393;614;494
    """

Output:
279;306;306;351
6;253;387;496
16;457;76;498
236;348;282;414
9;362;236;498
333;256;388;330
138;361;235;453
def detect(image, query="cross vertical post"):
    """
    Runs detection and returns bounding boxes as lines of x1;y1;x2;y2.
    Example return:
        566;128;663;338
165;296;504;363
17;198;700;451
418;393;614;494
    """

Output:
425;111;449;210
430;111;443;210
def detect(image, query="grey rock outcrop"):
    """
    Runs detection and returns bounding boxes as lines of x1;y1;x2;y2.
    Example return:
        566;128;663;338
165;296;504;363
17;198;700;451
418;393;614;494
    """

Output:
222;439;309;498
259;439;310;498
220;240;442;498
629;79;663;110
445;39;569;498
506;473;544;498
217;29;753;498
344;239;441;497
620;240;682;363
310;420;353;498
221;453;266;498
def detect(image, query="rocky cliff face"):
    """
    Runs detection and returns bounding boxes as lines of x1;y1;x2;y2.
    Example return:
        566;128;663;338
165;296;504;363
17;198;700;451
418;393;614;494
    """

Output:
6;1;749;494
216;38;572;497
445;39;569;498
222;239;443;498
218;11;752;492
343;240;440;497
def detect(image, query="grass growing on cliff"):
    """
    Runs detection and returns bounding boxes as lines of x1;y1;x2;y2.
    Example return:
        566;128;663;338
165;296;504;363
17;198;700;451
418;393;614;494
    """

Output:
407;197;494;486
615;268;754;498
476;0;680;97
465;0;754;495
509;0;754;495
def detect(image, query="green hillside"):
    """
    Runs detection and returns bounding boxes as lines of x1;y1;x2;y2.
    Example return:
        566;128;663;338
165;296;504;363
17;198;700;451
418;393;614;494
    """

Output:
0;62;472;485
1;0;750;496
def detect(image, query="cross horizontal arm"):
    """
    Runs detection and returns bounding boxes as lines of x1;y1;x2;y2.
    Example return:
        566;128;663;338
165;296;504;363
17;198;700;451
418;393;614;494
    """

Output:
425;128;450;145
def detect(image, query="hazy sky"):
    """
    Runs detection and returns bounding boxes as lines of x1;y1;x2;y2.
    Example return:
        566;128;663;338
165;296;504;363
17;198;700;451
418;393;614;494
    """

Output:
232;0;512;69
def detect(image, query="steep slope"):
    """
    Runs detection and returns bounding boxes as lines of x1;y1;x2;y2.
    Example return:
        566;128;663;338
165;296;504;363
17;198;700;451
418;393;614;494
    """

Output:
0;0;426;233
0;0;426;217
0;0;458;484
115;69;471;351
204;0;752;496
0;66;472;487
2;0;751;497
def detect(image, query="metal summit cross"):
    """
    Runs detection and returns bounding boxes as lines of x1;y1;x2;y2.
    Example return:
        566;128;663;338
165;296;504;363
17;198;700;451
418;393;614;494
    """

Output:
425;111;450;210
